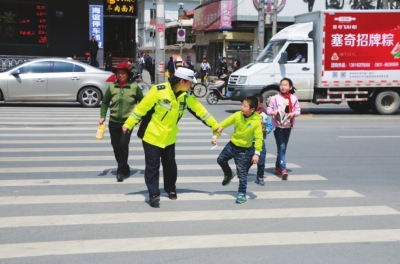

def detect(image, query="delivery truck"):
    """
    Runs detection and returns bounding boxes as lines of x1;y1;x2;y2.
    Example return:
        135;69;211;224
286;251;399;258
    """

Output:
227;10;400;114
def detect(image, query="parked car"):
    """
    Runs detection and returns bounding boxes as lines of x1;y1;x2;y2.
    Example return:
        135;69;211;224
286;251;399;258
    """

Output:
0;58;115;107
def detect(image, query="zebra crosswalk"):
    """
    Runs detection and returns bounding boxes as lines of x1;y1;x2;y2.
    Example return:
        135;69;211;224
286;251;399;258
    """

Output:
0;106;399;262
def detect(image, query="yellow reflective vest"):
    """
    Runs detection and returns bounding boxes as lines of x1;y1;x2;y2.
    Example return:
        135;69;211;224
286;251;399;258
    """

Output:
124;82;219;148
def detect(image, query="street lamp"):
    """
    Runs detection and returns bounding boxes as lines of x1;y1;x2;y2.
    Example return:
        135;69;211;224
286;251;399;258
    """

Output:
177;3;185;56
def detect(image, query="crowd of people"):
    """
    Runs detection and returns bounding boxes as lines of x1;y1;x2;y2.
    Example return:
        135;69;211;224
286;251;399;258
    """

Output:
98;48;301;207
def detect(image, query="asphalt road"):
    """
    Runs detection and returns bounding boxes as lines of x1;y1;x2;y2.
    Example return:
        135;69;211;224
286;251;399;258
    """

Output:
0;99;400;263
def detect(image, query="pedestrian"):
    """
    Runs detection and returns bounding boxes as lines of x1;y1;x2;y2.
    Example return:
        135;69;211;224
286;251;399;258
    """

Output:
247;93;273;186
167;57;175;76
217;57;227;78
88;35;99;67
183;55;194;70
127;58;139;79
139;52;145;74
267;77;301;180
104;52;113;72
122;67;220;207
145;52;152;72
150;58;155;84
200;57;211;83
67;54;76;60
99;62;144;182
233;59;241;72
212;96;263;204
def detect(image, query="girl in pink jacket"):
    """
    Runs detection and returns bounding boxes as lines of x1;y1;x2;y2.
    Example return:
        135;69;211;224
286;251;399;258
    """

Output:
267;78;301;180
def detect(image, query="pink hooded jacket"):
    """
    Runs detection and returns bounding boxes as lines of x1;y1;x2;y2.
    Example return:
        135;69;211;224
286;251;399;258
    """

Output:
267;93;301;129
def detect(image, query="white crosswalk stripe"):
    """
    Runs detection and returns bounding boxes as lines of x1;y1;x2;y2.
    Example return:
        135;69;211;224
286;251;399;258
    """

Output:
1;106;399;261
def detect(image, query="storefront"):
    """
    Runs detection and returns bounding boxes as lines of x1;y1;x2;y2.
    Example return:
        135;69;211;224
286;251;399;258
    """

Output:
0;0;137;61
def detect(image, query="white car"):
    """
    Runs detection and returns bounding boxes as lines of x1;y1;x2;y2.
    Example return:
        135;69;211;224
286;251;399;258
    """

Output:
0;58;115;107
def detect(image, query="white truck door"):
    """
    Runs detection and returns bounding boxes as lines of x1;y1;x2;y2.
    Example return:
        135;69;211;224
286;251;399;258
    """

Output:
275;43;314;100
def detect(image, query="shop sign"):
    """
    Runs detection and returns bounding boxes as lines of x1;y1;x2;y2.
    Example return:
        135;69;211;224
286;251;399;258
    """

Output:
89;5;103;48
193;1;232;31
104;0;137;17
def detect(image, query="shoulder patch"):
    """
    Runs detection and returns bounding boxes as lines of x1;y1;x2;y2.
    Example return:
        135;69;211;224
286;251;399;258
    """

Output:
157;85;166;90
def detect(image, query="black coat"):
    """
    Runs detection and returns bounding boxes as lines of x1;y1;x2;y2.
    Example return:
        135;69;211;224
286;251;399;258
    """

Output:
88;40;99;54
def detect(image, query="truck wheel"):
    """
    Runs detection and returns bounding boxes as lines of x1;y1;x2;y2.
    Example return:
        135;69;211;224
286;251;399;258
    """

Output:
347;101;371;113
373;90;400;115
78;87;102;107
262;90;279;108
206;92;218;105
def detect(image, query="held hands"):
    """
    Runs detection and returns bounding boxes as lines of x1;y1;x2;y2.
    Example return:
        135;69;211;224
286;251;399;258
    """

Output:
252;154;259;164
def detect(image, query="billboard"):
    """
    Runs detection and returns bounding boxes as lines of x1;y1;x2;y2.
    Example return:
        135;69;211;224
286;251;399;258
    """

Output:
193;1;232;31
323;12;400;80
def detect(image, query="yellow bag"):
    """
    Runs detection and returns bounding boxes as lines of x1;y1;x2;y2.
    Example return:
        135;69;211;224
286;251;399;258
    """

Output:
166;70;170;78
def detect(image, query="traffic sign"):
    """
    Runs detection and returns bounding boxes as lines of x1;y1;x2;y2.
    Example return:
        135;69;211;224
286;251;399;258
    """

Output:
177;28;185;42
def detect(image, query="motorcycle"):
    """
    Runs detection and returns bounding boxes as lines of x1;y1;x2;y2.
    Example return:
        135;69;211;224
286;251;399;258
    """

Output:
206;73;232;105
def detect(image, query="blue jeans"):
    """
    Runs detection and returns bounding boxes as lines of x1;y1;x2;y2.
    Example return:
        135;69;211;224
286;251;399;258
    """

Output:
247;140;266;178
273;128;292;171
217;141;251;193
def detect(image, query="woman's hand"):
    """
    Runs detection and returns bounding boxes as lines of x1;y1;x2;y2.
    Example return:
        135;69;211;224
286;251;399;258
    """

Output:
99;118;105;125
270;111;278;116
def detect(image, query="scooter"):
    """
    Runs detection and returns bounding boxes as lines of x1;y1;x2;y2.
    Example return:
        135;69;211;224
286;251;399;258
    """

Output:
206;74;232;105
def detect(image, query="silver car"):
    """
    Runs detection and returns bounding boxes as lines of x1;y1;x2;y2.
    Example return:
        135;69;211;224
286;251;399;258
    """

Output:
0;58;115;107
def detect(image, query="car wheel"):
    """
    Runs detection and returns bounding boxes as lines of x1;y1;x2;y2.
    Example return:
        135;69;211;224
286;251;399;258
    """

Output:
373;90;400;115
78;87;101;107
262;90;279;108
0;90;3;101
347;101;371;113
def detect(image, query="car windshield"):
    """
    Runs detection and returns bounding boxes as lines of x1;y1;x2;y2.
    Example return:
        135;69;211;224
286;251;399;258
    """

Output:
255;41;286;63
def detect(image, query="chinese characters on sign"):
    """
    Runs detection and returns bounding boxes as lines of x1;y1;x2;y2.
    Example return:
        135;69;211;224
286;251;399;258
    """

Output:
331;33;394;47
89;5;103;49
193;1;232;31
104;0;138;17
0;2;48;45
324;12;400;80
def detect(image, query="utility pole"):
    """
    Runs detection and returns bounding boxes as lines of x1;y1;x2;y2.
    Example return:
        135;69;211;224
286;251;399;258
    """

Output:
258;0;265;56
272;0;278;36
155;0;165;84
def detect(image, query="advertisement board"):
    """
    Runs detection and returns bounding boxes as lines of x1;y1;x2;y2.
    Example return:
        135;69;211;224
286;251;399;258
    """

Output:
89;5;103;49
193;1;232;31
323;12;400;81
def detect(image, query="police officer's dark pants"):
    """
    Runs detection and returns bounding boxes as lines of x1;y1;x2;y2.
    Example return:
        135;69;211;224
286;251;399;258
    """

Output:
108;121;132;176
142;141;177;197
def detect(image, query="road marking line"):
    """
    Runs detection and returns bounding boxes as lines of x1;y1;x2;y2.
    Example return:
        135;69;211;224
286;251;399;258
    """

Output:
0;190;362;205
1;229;399;259
0;139;231;144
0;163;301;173
0;147;275;154
0;174;324;186
0;154;221;162
339;136;400;138
0;132;225;137
0;121;209;125
0;206;396;228
0;127;212;131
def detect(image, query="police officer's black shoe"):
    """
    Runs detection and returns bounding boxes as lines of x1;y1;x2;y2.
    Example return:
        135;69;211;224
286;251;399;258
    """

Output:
168;192;177;200
116;174;124;182
149;195;160;206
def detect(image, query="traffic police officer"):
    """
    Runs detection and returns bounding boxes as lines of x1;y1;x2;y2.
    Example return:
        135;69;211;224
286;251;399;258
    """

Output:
122;67;219;207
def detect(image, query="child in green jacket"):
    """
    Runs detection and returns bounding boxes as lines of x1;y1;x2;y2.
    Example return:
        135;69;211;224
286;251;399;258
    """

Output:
212;96;263;204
